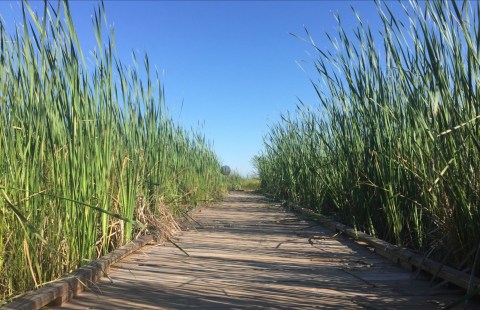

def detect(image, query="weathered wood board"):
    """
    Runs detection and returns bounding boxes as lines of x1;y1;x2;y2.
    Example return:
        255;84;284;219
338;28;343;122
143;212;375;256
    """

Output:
43;192;479;309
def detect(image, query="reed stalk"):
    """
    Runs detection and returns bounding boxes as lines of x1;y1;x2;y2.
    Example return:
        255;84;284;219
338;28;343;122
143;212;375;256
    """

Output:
256;0;480;275
0;1;227;300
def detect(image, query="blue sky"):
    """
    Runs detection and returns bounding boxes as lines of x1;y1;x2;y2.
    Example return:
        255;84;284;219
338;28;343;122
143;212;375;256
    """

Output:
0;1;385;177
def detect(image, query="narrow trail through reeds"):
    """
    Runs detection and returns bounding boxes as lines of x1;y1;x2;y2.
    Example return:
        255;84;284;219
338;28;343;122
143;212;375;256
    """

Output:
44;192;479;309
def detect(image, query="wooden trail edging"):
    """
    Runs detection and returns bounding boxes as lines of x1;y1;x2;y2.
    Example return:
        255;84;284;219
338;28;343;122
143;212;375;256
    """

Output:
4;192;480;309
3;205;206;310
3;236;153;310
48;192;480;309
289;203;480;295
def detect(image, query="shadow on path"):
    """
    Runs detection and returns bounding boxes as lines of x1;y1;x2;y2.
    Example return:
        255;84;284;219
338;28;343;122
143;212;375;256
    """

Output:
46;192;479;309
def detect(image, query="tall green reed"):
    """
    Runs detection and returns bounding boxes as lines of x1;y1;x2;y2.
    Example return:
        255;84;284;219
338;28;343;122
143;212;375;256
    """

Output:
0;1;227;300
256;0;480;274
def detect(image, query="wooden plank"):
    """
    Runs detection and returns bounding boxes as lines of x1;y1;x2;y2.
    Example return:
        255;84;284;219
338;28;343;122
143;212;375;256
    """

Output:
3;200;212;310
3;236;153;310
290;203;480;294
38;192;479;309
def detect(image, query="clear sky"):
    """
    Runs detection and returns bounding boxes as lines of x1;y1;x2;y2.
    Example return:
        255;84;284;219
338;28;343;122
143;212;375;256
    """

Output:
0;1;385;177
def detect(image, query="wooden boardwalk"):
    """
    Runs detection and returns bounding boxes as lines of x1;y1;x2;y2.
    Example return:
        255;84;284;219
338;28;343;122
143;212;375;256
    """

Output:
45;192;478;309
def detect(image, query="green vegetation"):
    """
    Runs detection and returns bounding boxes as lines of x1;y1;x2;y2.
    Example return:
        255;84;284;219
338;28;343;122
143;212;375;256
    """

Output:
0;2;228;300
255;1;480;275
223;171;260;191
240;178;261;191
224;172;243;191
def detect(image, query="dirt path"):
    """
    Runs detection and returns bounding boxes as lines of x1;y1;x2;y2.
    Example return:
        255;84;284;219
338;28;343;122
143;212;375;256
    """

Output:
45;192;477;309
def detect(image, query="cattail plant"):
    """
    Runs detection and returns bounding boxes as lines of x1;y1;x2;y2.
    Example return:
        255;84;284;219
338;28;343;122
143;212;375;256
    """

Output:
256;0;480;275
0;1;227;300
